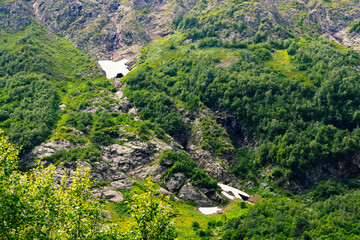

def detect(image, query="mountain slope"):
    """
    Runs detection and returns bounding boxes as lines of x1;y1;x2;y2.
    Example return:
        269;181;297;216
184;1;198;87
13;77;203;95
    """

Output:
2;0;360;203
2;0;360;239
19;0;360;62
0;2;230;211
122;32;360;192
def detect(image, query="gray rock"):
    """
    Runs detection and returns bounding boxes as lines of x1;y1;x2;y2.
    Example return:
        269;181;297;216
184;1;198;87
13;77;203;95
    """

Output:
51;161;92;188
165;173;186;192
191;148;236;184
59;104;66;110
0;1;33;33
185;109;237;184
179;183;213;207
31;139;79;160
160;158;174;167
31;0;188;61
111;179;135;190
129;164;167;180
207;191;227;204
101;140;172;173
158;187;172;196
102;189;124;202
91;161;127;182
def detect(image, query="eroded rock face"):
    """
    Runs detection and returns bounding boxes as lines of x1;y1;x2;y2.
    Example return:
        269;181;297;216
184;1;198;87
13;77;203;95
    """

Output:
184;109;237;184
30;0;196;61
190;148;235;184
287;152;360;193
128;164;167;181
165;173;186;192
92;161;127;182
0;1;33;33
179;183;213;207
101;143;152;172
101;139;172;173
53;161;94;185
30;139;81;159
52;161;124;202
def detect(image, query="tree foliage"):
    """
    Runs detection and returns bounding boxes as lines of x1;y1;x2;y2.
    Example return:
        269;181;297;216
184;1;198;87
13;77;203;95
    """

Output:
0;130;180;239
221;191;360;239
124;37;360;184
0;130;120;239
0;22;100;153
160;150;218;189
128;179;178;240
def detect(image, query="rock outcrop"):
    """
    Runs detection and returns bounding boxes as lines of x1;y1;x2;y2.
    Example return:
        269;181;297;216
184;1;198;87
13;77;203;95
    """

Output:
101;140;172;173
165;173;186;192
0;1;33;33
30;139;81;160
183;108;237;184
101;188;124;202
30;0;197;61
287;152;360;193
179;183;213;207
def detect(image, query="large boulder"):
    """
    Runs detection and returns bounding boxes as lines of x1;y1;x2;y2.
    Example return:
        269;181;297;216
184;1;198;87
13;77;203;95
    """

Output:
207;190;227;204
101;142;153;172
102;188;124;202
30;139;80;160
165;173;186;192
101;140;172;173
111;179;135;190
179;183;213;207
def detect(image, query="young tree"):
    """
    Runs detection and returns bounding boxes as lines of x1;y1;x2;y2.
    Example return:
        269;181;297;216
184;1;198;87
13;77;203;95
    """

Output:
0;130;119;239
129;179;178;240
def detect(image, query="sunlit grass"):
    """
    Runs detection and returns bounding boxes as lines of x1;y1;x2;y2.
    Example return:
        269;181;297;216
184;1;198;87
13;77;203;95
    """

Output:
265;50;308;81
109;182;249;240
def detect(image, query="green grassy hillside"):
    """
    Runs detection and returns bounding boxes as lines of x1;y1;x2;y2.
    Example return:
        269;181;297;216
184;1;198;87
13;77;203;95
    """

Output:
123;32;360;189
0;22;112;152
2;0;360;239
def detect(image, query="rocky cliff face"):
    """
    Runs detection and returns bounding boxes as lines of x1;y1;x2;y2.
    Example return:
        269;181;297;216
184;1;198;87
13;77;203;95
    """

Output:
4;0;360;60
288;152;360;193
24;77;235;205
224;0;360;50
29;0;197;61
0;1;33;33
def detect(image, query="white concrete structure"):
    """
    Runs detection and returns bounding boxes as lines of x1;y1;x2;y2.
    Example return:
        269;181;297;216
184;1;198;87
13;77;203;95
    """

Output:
98;59;130;79
198;207;222;215
218;183;250;200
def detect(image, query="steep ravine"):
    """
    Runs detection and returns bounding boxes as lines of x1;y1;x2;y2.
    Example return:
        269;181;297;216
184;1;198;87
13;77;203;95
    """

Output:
25;69;238;206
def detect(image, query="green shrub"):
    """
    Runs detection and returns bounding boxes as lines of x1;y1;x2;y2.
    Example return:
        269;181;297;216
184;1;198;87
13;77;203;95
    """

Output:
192;221;200;229
254;47;272;61
162;150;218;190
